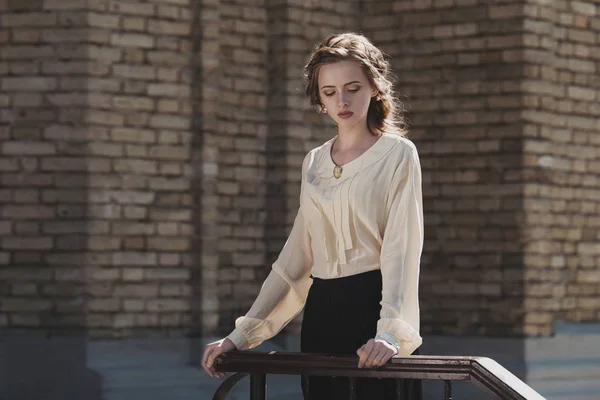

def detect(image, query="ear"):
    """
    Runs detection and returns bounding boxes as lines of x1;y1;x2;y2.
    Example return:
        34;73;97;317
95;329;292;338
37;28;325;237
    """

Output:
371;88;379;97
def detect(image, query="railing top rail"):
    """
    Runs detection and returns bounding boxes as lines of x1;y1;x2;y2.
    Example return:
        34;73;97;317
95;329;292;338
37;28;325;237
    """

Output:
215;351;547;400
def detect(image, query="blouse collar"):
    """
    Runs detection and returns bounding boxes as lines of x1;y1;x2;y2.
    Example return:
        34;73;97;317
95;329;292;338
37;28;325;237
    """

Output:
315;133;397;181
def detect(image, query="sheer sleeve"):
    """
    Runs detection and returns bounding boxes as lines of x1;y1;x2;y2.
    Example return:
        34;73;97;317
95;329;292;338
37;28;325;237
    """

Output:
374;143;424;357
226;154;314;350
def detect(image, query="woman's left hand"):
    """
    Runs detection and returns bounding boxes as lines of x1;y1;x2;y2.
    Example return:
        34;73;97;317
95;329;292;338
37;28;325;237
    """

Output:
356;338;398;368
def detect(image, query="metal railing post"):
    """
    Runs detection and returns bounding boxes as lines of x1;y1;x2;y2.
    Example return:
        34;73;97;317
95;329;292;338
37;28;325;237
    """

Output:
349;377;356;400
444;380;452;400
250;374;266;400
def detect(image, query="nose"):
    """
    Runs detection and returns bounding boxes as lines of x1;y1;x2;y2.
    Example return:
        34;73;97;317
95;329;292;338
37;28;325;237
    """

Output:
338;94;349;109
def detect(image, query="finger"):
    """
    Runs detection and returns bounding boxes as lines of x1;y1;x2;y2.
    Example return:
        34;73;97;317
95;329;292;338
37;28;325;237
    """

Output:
372;347;391;367
202;347;214;377
365;345;382;368
357;348;366;368
207;348;220;369
361;340;377;367
370;344;391;367
202;345;212;366
356;344;365;357
358;345;371;368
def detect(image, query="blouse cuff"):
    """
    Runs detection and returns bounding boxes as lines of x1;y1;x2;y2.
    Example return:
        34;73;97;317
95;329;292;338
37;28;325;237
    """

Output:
226;316;269;351
376;318;423;357
374;332;401;353
226;328;247;350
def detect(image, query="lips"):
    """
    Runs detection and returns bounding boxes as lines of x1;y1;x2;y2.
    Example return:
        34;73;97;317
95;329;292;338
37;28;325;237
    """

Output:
338;111;353;119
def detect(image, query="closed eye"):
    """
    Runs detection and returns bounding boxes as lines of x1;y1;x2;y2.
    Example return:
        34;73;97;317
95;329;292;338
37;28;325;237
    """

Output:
323;88;360;97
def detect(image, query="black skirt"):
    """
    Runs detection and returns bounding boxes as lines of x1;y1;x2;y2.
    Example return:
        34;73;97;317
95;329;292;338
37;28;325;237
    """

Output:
300;269;422;400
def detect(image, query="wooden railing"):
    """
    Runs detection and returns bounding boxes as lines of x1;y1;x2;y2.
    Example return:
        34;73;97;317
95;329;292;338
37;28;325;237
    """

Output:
212;351;547;400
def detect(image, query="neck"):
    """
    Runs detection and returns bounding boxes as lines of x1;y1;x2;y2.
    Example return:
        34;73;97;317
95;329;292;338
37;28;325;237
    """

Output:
335;124;373;151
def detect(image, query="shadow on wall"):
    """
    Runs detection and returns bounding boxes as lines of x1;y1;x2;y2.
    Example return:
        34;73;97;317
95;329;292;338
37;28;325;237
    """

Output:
0;2;102;399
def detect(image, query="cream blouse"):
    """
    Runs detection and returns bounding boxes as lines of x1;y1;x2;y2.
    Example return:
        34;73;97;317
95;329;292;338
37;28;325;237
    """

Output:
226;133;424;357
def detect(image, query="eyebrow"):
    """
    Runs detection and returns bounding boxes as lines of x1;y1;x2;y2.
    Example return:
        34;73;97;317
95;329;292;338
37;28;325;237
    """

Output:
321;80;362;89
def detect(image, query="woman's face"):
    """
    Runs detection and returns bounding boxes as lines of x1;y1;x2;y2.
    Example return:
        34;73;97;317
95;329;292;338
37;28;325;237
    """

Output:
317;60;376;132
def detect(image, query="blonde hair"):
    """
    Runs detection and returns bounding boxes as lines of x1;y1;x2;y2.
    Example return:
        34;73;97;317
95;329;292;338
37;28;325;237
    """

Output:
303;32;406;136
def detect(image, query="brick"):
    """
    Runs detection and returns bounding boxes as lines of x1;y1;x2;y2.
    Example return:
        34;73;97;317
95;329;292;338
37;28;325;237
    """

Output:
113;64;155;80
159;162;182;175
13;189;40;203
571;1;596;16
112;222;155;235
44;0;87;10
11;93;41;107
113;252;157;266
88;299;120;312
123;299;145;311
122;268;144;282
87;236;121;250
114;283;158;297
2;45;55;59
147;0;188;4
148;177;189;191
111;128;156;143
2;299;52;312
123;206;147;219
0;221;11;234
2;205;54;219
147;299;189;312
147;51;188;66
147;237;189;251
158;131;180;144
88;46;122;61
147;83;190;97
103;190;154;204
110;33;154;48
113;159;157;174
122;17;145;31
108;1;155;16
159;253;180;266
157;99;179;113
88;12;121;28
2;237;52;250
43;28;108;44
149;208;191;221
148;19;190;36
13;29;42;43
15;222;40;234
157;67;179;82
0;12;58;27
112;96;154;111
578;243;600;255
0;158;19;171
149;145;189;159
157;5;179;18
122;237;144;250
2;77;57;91
85;110;125;126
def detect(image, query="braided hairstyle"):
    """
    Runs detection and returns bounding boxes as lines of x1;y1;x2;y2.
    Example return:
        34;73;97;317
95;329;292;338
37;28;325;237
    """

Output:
304;32;406;136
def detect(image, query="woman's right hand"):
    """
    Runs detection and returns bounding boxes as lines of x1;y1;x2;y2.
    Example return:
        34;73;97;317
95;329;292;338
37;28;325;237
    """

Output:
201;337;237;378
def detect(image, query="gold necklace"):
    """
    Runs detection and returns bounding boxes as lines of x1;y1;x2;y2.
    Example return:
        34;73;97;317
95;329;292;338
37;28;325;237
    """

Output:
330;141;342;179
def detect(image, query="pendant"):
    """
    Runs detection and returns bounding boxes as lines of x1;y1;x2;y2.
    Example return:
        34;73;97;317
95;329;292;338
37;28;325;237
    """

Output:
333;165;343;179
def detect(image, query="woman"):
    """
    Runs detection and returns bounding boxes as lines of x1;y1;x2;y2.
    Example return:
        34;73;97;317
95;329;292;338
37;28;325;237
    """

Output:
202;32;424;399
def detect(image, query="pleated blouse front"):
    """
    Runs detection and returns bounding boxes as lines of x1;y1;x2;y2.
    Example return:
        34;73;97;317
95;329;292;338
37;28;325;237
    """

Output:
227;133;425;357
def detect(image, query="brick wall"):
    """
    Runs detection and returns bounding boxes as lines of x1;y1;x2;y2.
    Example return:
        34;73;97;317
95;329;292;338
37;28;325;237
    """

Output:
0;0;197;337
521;0;600;331
366;0;530;336
1;0;92;332
1;0;598;338
362;0;600;336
